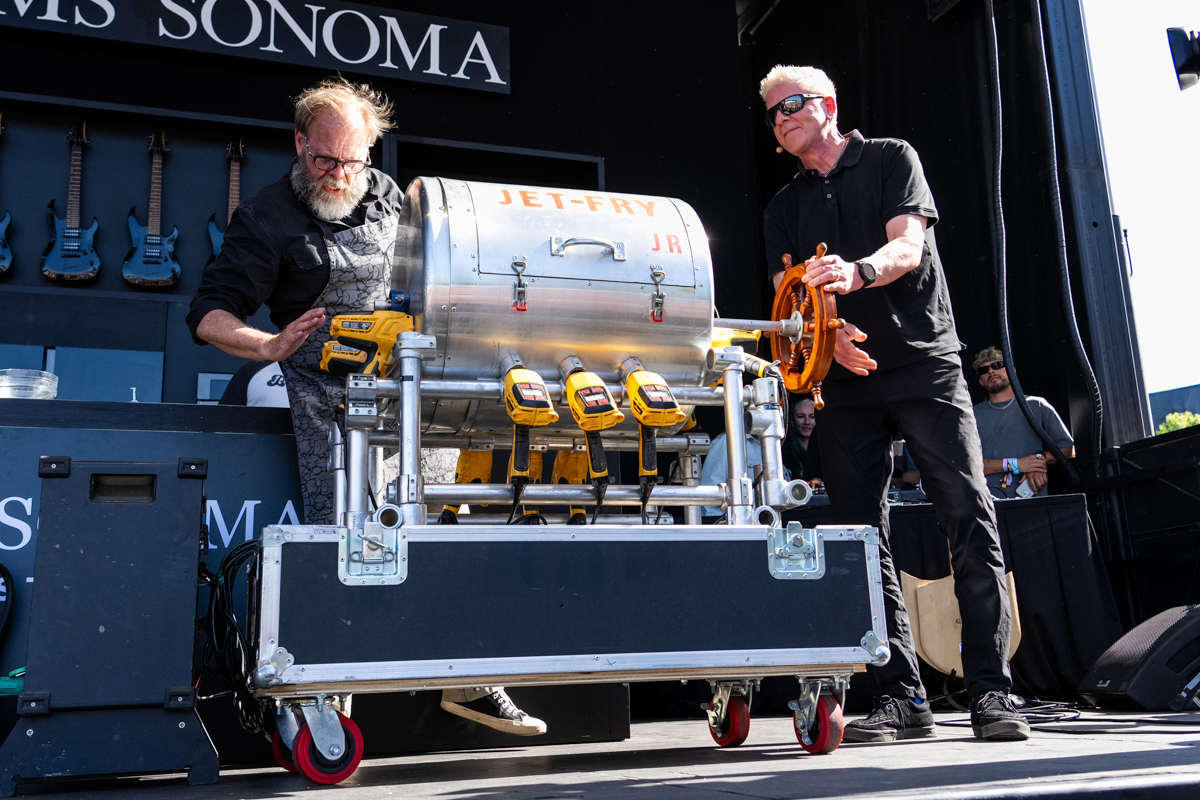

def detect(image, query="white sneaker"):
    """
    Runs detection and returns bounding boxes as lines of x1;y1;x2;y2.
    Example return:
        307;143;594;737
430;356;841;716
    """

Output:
440;688;547;736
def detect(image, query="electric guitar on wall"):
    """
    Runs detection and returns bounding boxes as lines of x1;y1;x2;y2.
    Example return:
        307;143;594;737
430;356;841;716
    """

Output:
123;131;180;286
207;139;244;261
42;122;101;280
0;113;12;274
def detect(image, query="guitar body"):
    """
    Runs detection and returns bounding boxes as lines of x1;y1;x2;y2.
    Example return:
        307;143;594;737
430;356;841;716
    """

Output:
41;201;100;280
207;213;223;263
123;207;180;286
0;211;11;274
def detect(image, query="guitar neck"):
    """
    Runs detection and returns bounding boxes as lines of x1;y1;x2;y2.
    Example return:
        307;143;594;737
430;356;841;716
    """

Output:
67;143;82;230
148;151;163;237
227;160;240;225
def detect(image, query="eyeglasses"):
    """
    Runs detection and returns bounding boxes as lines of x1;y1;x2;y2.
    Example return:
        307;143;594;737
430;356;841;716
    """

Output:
764;94;826;129
304;139;370;174
977;361;1006;376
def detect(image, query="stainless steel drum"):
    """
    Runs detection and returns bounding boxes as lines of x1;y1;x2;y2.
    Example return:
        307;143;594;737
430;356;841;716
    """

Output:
392;177;715;437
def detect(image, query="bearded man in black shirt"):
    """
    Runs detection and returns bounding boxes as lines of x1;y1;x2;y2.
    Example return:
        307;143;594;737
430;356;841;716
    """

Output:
761;65;1028;742
187;77;545;737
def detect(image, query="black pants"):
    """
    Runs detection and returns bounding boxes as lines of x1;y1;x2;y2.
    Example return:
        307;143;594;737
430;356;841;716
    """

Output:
817;353;1012;700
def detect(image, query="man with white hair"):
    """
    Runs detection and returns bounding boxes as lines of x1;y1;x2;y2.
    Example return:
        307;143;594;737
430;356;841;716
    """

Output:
760;66;1028;742
187;77;545;737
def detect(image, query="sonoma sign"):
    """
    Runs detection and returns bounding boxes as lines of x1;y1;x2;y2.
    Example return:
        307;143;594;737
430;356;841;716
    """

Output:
0;0;510;93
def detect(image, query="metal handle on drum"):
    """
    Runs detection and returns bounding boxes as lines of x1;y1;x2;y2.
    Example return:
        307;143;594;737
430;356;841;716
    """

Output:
551;236;627;262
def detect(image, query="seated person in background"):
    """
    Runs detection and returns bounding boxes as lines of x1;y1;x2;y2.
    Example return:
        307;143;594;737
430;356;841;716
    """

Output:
972;347;1075;499
219;361;289;407
700;432;768;519
890;440;920;491
781;396;823;488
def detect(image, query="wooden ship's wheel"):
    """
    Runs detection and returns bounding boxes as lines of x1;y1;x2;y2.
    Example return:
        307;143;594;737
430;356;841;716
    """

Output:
769;243;845;409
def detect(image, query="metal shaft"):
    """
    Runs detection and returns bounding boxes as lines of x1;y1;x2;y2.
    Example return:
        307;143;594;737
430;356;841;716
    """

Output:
397;333;428;528
423;482;726;506
345;428;369;530
722;361;753;524
679;454;703;525
428;512;675;525
329;424;347;526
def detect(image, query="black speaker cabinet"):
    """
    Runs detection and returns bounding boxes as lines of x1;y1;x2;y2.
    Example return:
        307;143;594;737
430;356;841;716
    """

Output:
1078;605;1200;710
0;458;218;796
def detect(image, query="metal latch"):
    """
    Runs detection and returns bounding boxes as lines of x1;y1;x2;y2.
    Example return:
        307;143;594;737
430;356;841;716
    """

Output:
511;256;528;311
649;265;666;322
768;522;825;580
338;521;408;586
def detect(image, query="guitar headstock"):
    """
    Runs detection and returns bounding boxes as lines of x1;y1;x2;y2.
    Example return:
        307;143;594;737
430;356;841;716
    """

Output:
148;131;169;155
225;139;245;163
67;121;88;146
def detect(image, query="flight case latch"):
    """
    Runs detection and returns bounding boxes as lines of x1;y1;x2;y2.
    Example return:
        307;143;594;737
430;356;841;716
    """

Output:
768;522;825;580
338;521;408;586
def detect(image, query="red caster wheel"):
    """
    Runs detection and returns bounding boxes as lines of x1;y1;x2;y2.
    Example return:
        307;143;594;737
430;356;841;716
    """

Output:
795;695;844;754
708;695;750;747
271;728;299;773
293;712;364;784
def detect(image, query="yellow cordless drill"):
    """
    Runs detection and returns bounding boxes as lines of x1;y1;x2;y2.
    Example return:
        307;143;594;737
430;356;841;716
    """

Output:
561;356;625;523
501;354;559;524
551;450;590;525
326;310;414;377
438;450;494;524
621;357;687;523
708;327;774;383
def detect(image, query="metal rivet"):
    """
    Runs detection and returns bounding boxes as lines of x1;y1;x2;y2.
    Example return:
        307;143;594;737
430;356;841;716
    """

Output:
25;730;32;737
178;721;186;729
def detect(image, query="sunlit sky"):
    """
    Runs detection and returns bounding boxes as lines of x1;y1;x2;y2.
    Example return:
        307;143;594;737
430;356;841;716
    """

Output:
1082;0;1200;394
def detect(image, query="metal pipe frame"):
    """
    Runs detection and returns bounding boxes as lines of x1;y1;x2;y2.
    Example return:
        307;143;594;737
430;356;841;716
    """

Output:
344;429;369;530
427;512;676;525
375;379;730;408
716;317;801;339
719;352;754;524
423;483;726;507
370;432;710;454
679;454;703;526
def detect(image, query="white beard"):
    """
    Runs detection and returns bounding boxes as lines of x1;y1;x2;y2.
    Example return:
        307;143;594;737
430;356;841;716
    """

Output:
290;158;369;222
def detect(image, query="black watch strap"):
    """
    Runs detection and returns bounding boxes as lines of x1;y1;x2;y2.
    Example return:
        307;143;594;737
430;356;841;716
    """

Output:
855;260;877;287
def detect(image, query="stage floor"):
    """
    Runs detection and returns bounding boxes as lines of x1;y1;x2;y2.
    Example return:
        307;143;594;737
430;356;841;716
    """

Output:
16;711;1200;799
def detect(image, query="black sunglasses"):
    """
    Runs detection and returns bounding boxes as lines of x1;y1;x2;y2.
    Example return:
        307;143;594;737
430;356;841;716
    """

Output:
977;360;1006;376
764;94;826;129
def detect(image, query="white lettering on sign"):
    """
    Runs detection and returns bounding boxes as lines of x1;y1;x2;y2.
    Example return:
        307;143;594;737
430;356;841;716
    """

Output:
4;0;66;20
0;497;33;551
200;0;262;48
322;7;377;64
206;499;261;547
277;500;300;526
157;0;197;39
378;18;445;75
74;0;114;28
450;30;504;85
260;0;322;55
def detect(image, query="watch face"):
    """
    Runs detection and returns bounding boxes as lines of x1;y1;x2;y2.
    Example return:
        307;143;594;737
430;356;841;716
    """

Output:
857;260;877;284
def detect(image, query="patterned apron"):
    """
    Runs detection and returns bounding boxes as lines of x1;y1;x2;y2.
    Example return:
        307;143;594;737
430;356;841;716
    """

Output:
282;212;399;525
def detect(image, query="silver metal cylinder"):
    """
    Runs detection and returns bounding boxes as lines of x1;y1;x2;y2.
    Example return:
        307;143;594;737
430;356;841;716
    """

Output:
397;332;429;527
428;512;675;525
391;177;715;438
423;482;726;507
344;429;369;530
679;454;703;526
329;425;347;526
722;361;753;525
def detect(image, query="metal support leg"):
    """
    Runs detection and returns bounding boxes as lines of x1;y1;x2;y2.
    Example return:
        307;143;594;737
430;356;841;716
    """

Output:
329;424;347;527
680;454;702;526
345;429;369;531
718;352;753;525
396;332;437;527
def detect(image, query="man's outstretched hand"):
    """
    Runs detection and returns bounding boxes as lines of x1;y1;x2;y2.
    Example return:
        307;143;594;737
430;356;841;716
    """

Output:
261;307;326;362
833;323;877;376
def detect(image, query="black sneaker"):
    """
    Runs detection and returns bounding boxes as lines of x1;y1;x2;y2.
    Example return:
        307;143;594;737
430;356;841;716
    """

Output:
843;695;936;743
441;688;547;736
970;691;1030;741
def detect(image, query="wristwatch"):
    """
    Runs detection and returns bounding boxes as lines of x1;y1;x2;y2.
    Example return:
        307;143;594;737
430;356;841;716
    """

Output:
855;260;877;287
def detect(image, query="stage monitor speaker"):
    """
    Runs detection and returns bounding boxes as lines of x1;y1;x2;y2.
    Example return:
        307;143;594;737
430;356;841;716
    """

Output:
1078;605;1200;710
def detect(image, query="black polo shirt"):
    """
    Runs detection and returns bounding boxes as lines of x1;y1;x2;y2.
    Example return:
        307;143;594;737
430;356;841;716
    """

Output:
186;167;402;345
763;130;963;378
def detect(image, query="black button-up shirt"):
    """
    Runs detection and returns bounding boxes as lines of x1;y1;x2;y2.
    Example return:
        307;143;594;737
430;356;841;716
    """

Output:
187;167;402;344
763;131;963;377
